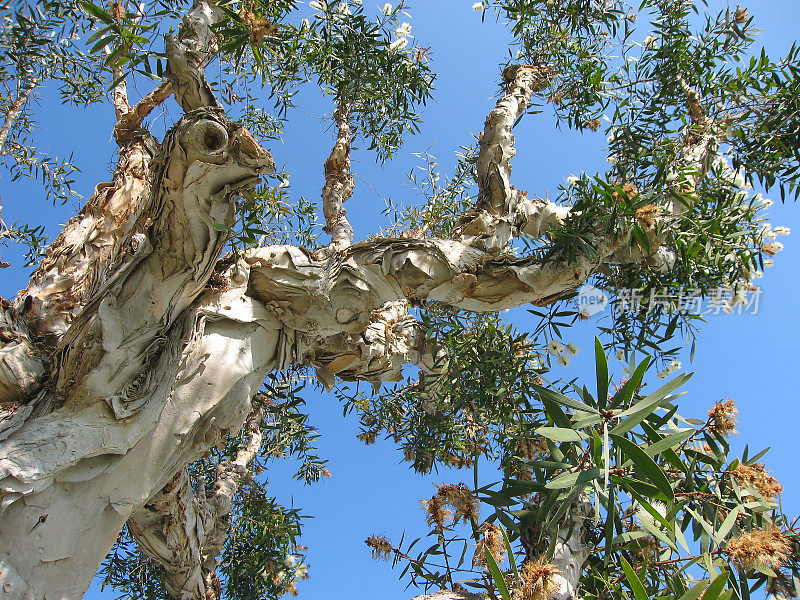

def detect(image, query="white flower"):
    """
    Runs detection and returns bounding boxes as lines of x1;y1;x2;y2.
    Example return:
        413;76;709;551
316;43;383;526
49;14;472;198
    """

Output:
751;269;763;279
616;349;625;361
566;175;579;186
565;342;579;355
607;128;619;142
772;241;784;252
657;370;668;379
670;360;681;371
722;303;734;314
635;501;667;530
764;258;774;267
381;2;392;14
546;340;564;355
730;170;752;189
762;224;777;240
775;226;791;236
281;555;299;568
558;354;571;366
642;34;658;50
607;154;618;165
472;2;484;10
395;22;412;36
732;289;748;306
309;0;325;9
301;18;310;28
389;37;408;51
338;2;351;14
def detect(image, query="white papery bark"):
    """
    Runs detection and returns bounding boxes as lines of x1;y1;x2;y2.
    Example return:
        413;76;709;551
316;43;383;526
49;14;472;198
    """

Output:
320;103;355;252
454;64;569;251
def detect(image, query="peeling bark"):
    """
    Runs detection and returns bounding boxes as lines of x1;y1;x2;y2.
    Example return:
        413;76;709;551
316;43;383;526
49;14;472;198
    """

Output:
0;264;287;599
320;103;355;253
454;64;568;251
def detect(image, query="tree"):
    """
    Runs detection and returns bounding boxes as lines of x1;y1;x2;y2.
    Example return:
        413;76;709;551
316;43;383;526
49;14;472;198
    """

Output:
0;0;799;599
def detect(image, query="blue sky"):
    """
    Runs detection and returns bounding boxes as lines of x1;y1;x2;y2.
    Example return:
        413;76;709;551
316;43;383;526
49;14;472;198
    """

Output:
2;1;800;599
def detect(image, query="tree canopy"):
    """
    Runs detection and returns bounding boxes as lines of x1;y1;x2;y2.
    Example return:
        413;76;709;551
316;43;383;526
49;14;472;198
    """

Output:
1;1;800;600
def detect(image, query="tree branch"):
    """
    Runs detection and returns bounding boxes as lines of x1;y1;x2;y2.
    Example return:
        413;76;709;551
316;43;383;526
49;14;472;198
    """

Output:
0;77;38;154
453;65;568;251
166;0;224;111
114;80;173;144
320;102;355;253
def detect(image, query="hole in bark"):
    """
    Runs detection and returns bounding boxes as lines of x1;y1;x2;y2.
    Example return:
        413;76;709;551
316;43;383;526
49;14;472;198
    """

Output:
204;129;225;151
192;120;229;155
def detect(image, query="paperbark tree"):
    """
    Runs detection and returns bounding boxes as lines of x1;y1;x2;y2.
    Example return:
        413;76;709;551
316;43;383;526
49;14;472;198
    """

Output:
0;1;799;599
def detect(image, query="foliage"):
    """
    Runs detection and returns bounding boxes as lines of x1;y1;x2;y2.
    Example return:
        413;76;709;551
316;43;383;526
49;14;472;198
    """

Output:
369;341;799;600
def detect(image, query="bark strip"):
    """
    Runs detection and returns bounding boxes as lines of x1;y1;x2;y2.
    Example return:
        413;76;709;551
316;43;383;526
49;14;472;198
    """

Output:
454;65;568;250
321;102;355;252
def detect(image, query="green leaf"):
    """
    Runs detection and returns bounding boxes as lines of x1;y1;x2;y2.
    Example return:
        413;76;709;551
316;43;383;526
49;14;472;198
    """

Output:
534;384;599;414
611;435;674;501
714;506;743;544
621;556;650;600
500;527;519;581
546;468;602;490
595;338;609;408
702;572;729;600
536;427;588;443
642;429;694;458
484;546;511;600
678;579;710;600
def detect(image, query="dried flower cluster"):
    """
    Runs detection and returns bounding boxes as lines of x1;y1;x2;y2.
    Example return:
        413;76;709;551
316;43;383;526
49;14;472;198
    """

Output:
357;429;378;445
240;10;278;44
584;118;602;131
421;483;479;529
732;463;784;501
707;398;738;436
635;204;660;228
518;436;550;459
365;534;393;561
613;182;639;204
515;557;562;600
473;522;506;568
724;525;790;571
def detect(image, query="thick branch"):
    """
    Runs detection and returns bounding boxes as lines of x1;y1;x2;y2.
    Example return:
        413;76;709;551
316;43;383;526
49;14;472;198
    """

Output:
244;237;612;341
115;80;173;144
454;65;566;251
0;268;286;599
320;103;355;252
166;0;223;111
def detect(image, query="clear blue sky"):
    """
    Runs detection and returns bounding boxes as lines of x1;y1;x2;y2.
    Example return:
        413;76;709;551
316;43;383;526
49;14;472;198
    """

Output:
2;2;799;599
